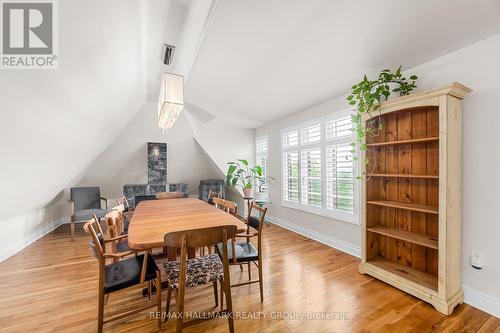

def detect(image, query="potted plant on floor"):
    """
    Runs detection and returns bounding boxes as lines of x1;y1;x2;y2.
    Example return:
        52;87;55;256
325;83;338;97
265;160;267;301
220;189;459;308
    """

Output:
225;159;270;198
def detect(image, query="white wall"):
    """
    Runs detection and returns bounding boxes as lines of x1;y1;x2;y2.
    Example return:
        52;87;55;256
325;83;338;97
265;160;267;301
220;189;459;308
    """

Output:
0;0;145;260
194;116;255;210
256;34;500;315
76;102;221;198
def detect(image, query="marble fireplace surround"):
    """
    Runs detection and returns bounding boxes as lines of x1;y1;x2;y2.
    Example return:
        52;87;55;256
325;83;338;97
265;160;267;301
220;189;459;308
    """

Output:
123;142;187;208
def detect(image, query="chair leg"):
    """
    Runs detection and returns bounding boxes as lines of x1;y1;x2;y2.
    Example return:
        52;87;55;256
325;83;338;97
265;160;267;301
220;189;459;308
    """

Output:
247;262;251;281
98;289;105;333
239;264;243;271
258;260;264;303
222;277;234;333
156;272;162;329
175;286;185;333
70;220;75;242
213;280;218;307
165;287;172;322
220;279;224;312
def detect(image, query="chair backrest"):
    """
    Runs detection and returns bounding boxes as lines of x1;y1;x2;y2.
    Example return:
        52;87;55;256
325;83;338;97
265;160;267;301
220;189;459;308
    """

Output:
164;225;237;249
199;179;225;202
83;215;106;259
222;200;238;217
155;191;184;200
70;187;101;210
247;203;267;233
212;197;225;209
105;209;125;239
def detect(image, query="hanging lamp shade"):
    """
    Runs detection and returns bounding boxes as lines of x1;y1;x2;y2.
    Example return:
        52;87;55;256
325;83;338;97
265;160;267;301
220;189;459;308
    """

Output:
158;72;184;131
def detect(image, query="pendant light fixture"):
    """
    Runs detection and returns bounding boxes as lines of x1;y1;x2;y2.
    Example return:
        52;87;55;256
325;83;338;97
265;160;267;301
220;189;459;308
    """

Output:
158;44;184;131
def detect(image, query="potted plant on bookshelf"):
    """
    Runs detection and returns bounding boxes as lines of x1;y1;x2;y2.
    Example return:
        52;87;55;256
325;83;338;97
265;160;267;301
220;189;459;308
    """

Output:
225;159;271;198
347;66;418;178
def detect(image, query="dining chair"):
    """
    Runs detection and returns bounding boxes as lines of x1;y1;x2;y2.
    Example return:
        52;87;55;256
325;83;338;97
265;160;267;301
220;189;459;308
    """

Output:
212;197;225;209
160;225;236;333
200;197;226;256
83;216;162;333
68;186;109;241
155;191;185;200
114;197;134;232
207;189;222;205
216;202;267;302
104;210;135;258
221;200;238;217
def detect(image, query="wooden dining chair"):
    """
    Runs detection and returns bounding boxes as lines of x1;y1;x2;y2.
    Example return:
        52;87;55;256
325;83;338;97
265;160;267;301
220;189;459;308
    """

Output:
155;191;185;200
207;190;222;205
83;216;162;333
200;197;225;256
221;200;238;217
216;203;267;302
212;197;225;209
114;196;134;230
104;210;136;259
160;225;237;333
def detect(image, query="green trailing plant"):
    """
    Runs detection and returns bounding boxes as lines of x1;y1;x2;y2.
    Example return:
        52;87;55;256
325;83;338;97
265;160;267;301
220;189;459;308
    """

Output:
225;159;273;191
347;66;418;178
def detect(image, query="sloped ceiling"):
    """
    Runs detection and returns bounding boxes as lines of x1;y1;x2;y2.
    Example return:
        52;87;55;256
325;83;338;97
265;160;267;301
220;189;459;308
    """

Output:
0;0;145;222
186;0;500;127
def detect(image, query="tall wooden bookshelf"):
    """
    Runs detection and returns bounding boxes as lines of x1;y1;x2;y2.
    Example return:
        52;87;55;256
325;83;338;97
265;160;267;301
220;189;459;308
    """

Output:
358;82;472;315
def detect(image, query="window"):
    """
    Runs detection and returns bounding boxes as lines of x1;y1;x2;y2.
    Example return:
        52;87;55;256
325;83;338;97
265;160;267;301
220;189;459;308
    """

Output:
255;136;269;197
281;111;358;223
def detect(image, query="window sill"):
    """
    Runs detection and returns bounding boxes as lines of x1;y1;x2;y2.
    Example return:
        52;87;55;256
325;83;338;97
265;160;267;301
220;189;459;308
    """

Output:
281;200;359;225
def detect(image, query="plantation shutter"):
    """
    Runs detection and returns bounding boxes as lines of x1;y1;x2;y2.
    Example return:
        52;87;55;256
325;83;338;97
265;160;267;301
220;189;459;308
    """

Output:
325;143;355;212
300;148;321;207
283;130;298;148
282;151;299;202
255;136;269;193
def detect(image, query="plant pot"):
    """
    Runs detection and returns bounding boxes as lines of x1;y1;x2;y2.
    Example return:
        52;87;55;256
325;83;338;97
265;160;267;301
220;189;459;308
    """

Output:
243;188;252;198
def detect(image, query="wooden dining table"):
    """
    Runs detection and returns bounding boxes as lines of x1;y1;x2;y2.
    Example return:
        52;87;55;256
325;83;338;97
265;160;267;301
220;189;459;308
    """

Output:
128;197;247;260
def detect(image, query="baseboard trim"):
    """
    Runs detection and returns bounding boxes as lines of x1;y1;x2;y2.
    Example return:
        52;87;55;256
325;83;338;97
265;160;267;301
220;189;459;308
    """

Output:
463;285;500;318
0;217;66;263
267;215;361;258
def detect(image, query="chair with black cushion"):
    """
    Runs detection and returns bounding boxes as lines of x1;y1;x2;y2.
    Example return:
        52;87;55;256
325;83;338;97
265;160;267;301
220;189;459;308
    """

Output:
68;186;109;241
199;179;225;204
216;202;267;302
158;225;236;333
83;216;161;333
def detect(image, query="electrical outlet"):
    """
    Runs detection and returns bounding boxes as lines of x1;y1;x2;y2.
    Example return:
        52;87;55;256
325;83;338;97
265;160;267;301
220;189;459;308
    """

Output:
471;251;484;270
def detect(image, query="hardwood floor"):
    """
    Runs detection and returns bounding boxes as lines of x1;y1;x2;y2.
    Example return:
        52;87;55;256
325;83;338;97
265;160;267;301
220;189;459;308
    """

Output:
0;223;498;332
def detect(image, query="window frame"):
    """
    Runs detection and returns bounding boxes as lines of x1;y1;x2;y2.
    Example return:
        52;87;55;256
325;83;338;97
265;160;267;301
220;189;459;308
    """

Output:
280;110;359;224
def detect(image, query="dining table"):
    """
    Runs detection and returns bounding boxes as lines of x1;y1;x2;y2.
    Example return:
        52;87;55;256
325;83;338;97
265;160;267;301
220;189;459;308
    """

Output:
127;197;248;260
